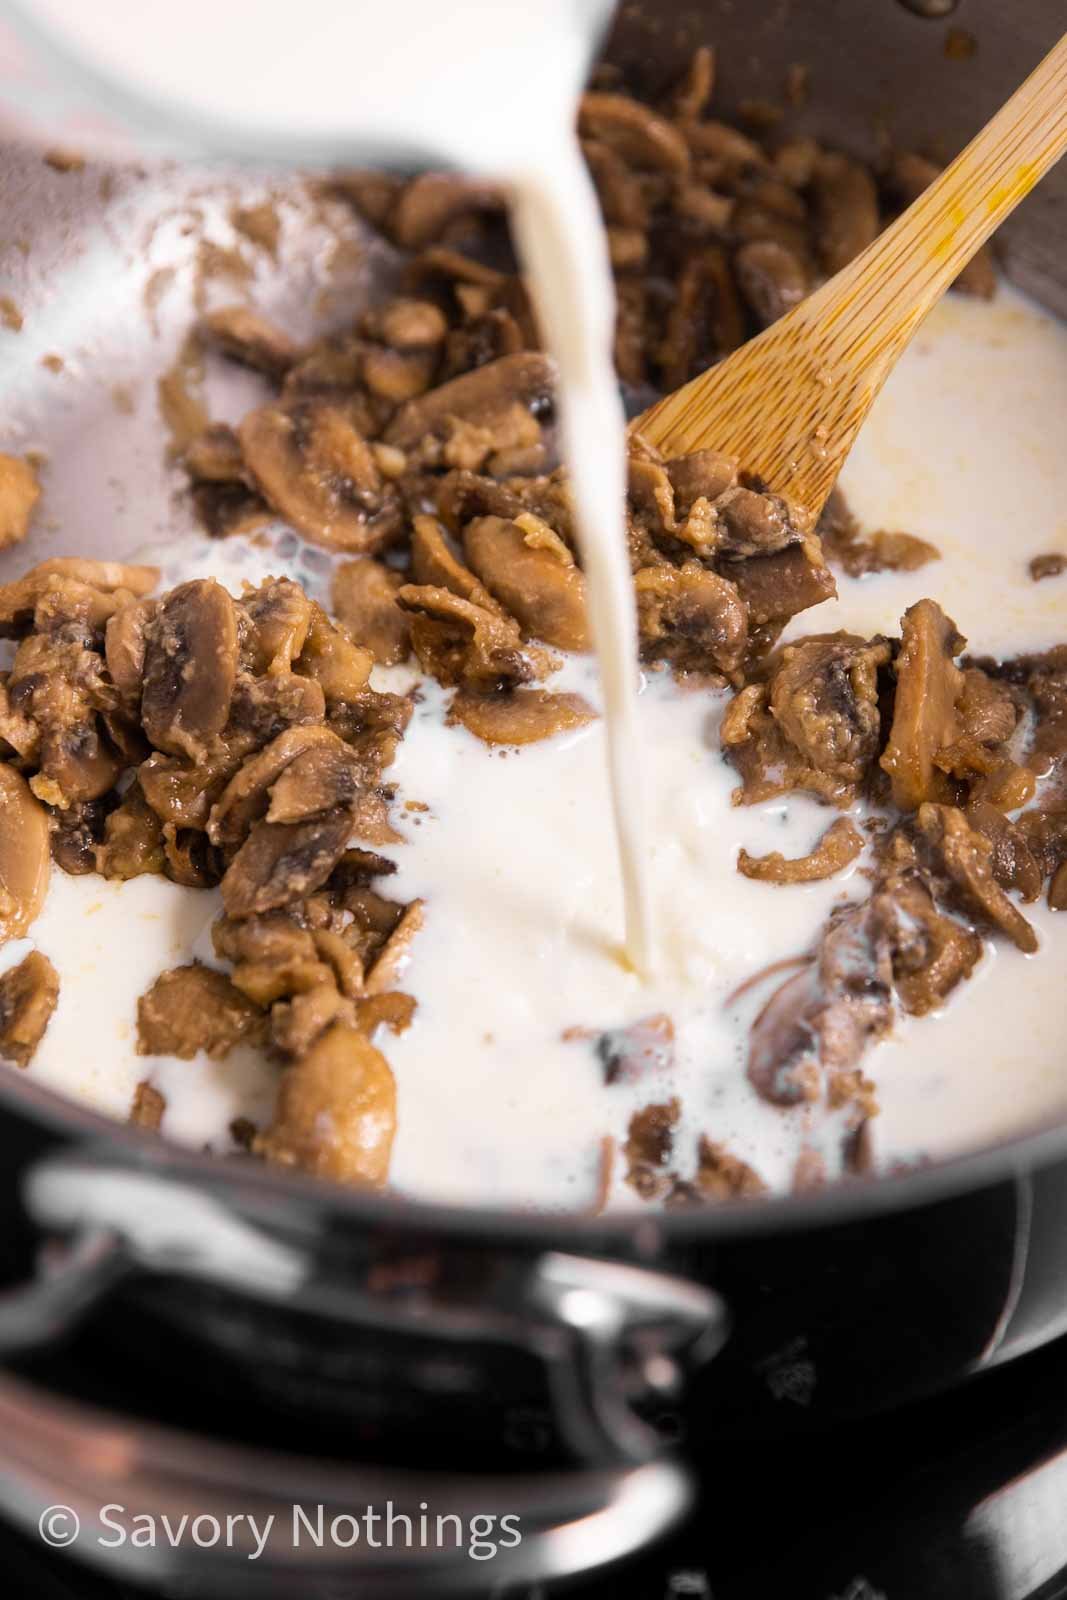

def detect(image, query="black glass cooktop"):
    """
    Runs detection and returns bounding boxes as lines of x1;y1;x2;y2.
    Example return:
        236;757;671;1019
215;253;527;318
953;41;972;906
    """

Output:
6;1326;1067;1600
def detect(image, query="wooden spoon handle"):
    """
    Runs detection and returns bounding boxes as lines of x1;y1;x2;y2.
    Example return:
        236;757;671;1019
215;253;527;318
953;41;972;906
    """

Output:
819;32;1067;362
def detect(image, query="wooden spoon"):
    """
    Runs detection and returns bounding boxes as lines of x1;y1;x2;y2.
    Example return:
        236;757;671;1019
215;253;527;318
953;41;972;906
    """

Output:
637;34;1067;521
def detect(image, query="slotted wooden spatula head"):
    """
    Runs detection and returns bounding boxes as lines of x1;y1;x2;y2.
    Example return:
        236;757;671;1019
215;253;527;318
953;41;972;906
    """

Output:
637;33;1067;521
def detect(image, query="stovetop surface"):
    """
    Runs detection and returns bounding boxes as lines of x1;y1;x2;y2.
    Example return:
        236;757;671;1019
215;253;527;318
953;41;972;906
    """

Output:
8;1325;1067;1600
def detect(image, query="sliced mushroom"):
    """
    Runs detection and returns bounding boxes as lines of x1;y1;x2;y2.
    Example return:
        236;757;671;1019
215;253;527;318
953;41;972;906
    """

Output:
267;740;366;825
222;810;356;918
0;765;50;941
256;1022;396;1186
138;747;242;831
227;671;326;746
729;545;836;630
0;559;159;639
137;963;266;1059
239;401;403;554
331;559;412;666
812;152;879;276
94;783;166;880
734;239;809;327
463;514;590;651
665;449;737;511
411;514;503;613
916;803;1038;954
389;173;505;249
738;818;864;884
690;1136;767;1202
634;563;748;678
658;246;744;390
184;422;248;483
240;577;312;675
130;1080;166;1130
105;597;157;709
578;93;690;174
293;605;374;705
141;579;238;761
624;1099;680;1201
383;353;555;452
0;950;58;1067
0;453;41;548
200;305;300;380
361;298;449;350
881;599;964;811
397;583;556;692
448;688;596;746
208;726;339;847
364;899;424;995
965;800;1042;902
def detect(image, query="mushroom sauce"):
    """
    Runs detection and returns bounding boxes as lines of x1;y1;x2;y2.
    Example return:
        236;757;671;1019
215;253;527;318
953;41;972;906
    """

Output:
2;45;1067;1210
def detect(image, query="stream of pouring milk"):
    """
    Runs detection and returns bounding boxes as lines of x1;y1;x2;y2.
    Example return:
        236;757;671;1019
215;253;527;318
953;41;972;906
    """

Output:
17;1;653;974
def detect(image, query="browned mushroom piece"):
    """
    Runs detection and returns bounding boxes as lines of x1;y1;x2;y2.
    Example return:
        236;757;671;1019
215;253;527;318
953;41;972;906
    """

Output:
200;305;301;380
94;783;165;880
105;598;157;709
658;246;744;390
293;605;374;705
811;152;879;276
881;599;965;811
690;1136;767;1202
462;514;590;651
184;422;248;483
748;896;894;1109
362;298;449;351
130;1080;166;1129
669;44;716;122
331;559;412;666
137;962;267;1059
228;669;327;748
162;824;222;889
916;803;1038;954
221;810;357;919
592;1012;675;1085
1030;553;1066;582
267;739;366;825
0;453;41;548
410;514;503;613
723;631;889;807
734;239;809;327
138;747;242;831
624;1098;680;1200
208;725;340;847
578;93;690;175
0;765;50;941
738;817;865;885
0;558;159;638
635;562;748;679
0;950;58;1067
383;353;555;455
240;577;312;676
364;899;424;995
964;800;1043;901
715;486;806;560
256;1022;396;1186
354;990;417;1037
448;687;596;747
664;448;737;510
388;173;505;249
728;545;837;635
141;579;239;761
397;583;556;693
872;866;981;1018
328;169;404;229
239;401;403;554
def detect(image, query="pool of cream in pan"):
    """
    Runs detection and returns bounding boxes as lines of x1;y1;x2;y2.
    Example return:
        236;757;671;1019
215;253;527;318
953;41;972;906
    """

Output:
8;283;1067;1210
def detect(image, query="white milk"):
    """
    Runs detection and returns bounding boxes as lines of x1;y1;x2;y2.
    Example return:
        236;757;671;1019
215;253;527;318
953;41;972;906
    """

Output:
13;287;1067;1211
